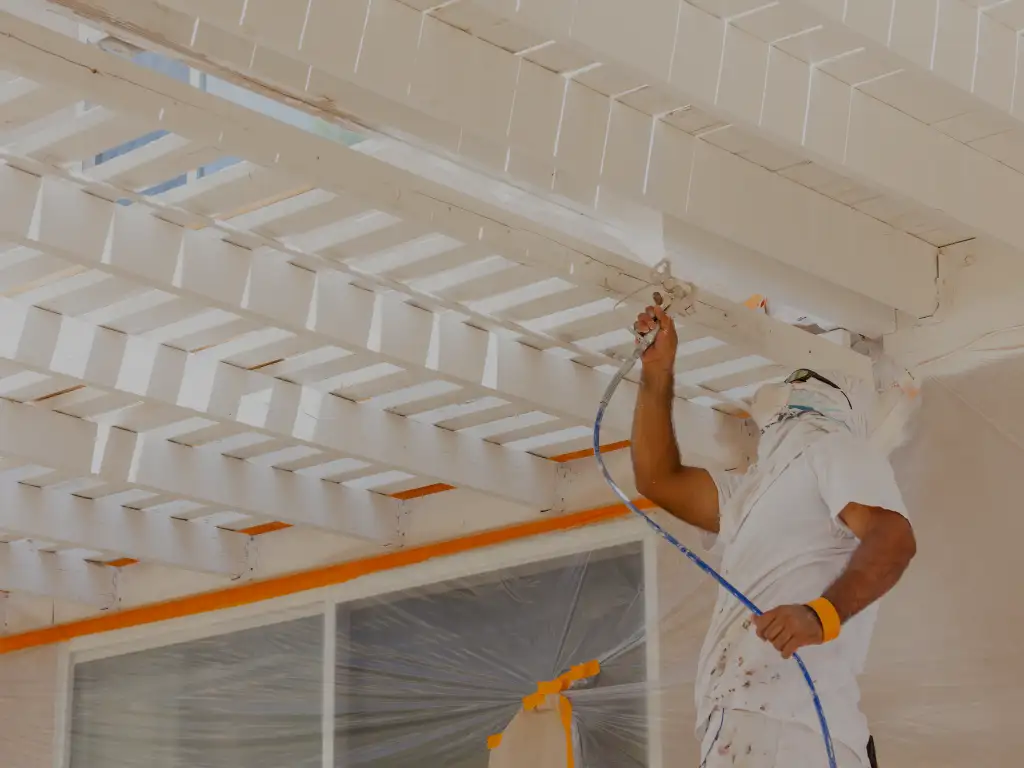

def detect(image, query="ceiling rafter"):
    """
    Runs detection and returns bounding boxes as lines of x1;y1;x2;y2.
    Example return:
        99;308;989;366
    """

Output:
0;474;248;575
449;0;1024;270
0;6;871;382
0;22;758;467
0;542;116;607
0;296;559;507
59;0;941;317
0;167;702;438
0;397;399;544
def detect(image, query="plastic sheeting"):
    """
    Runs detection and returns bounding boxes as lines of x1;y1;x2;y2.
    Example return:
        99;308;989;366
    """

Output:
61;540;716;768
72;616;325;768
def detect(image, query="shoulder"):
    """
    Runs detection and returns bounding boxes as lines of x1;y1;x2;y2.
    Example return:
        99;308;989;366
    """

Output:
809;429;907;516
807;430;899;488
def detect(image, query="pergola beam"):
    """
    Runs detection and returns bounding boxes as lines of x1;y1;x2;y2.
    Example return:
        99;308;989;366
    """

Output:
438;0;1024;281
0;394;402;542
884;239;1024;377
0;129;749;467
0;475;248;576
0;543;116;607
45;0;941;317
0;10;870;401
0;297;558;507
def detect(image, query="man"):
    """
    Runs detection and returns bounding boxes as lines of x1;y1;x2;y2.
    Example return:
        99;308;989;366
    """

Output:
631;304;916;768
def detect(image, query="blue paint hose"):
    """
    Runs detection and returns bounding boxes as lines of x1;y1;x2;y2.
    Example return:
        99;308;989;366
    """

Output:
592;320;838;768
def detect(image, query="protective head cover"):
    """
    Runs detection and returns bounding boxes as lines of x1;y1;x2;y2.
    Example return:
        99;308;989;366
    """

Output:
749;372;868;436
747;370;874;468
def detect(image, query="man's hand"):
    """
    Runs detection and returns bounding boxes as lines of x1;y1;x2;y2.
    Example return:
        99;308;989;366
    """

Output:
752;605;824;659
634;301;678;372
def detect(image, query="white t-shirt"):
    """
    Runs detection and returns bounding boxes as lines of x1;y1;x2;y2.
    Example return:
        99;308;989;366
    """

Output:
696;430;909;760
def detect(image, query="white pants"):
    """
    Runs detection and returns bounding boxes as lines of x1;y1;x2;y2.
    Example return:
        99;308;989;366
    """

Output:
700;710;867;768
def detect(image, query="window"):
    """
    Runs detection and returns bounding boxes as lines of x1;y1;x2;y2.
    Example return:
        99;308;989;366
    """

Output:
70;615;323;768
66;542;651;768
334;544;646;767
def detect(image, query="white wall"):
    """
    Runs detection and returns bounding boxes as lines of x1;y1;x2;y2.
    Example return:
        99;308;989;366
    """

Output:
862;376;1024;766
0;644;64;768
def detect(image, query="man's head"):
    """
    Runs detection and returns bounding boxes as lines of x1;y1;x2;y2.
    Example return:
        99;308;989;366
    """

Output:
749;368;859;433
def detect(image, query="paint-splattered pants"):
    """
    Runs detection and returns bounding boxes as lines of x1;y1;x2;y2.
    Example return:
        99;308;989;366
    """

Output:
700;709;867;768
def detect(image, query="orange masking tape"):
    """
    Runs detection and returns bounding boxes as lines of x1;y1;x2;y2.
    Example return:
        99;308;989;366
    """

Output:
493;661;601;758
558;695;575;768
523;660;602;708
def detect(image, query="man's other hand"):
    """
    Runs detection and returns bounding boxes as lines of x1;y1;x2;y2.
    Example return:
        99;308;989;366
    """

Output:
752;605;824;659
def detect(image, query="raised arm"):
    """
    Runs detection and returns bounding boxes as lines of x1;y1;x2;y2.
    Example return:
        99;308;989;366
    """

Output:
631;303;721;534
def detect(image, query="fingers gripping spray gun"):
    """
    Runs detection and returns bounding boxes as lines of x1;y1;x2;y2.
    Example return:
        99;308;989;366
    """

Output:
592;281;839;768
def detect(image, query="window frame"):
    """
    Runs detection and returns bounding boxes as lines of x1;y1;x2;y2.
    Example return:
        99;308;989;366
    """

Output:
59;517;661;768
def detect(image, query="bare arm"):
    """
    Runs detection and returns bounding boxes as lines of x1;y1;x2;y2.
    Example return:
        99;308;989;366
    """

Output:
631;304;721;534
755;502;916;658
825;502;917;623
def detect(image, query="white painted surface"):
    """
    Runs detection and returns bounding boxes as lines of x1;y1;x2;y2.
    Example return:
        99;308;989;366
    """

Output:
0;644;64;768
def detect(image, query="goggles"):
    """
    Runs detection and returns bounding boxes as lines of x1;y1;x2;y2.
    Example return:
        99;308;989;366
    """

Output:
785;369;852;410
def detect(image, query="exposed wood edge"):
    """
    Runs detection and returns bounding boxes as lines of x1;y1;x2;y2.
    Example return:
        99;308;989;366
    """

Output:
0;500;655;654
103;558;139;568
550;440;631;463
235;521;292;536
389;483;456;500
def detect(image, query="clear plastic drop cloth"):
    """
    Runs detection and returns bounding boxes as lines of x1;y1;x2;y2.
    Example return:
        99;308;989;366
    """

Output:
70;615;326;768
51;538;717;768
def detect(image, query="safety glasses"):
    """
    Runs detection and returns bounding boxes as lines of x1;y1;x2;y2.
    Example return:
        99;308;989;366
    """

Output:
785;368;852;409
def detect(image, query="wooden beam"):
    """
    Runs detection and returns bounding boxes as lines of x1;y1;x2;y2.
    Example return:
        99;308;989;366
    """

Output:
0;543;116;607
42;0;940;316
0;475;249;575
0;297;559;507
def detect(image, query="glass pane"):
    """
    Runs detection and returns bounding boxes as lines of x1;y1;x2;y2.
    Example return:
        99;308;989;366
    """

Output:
334;545;646;767
70;615;323;768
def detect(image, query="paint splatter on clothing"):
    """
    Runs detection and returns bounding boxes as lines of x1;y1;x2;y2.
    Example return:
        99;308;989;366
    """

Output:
701;709;866;767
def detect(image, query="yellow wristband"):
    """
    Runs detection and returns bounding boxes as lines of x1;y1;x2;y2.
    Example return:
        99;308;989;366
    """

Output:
806;598;841;643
